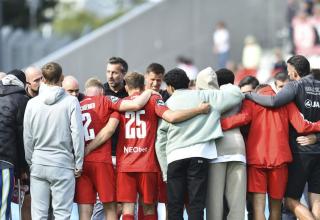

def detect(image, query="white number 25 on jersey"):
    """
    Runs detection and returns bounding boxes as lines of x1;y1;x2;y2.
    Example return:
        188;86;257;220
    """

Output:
125;110;147;139
82;112;96;141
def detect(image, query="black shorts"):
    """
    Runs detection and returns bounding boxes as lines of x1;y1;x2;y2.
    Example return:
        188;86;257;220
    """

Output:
285;153;320;199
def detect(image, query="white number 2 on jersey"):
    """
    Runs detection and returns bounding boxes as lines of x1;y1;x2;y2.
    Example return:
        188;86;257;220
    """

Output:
82;112;95;141
125;110;146;139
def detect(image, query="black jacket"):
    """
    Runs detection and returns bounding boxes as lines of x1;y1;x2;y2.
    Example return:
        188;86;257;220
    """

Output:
0;82;29;173
247;74;320;153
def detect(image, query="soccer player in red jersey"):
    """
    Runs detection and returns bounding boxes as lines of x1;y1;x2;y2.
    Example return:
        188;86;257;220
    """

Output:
75;78;160;220
87;72;209;220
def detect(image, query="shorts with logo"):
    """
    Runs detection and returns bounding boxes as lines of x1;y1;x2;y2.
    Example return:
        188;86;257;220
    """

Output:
285;153;320;199
158;172;167;203
247;165;288;199
75;162;115;204
117;172;158;204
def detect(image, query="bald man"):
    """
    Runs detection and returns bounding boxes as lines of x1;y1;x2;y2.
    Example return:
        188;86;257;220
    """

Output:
62;75;85;101
25;66;42;98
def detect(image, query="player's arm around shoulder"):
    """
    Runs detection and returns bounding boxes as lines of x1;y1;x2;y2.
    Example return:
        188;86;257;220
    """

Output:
207;83;244;113
85;115;120;156
161;102;210;123
118;89;156;111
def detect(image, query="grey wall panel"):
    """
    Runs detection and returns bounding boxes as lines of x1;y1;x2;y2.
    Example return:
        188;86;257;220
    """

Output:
33;0;286;90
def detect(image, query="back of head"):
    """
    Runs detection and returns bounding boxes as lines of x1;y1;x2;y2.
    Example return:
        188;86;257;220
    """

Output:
108;57;128;74
255;84;270;93
124;72;145;90
146;63;165;75
216;68;235;86
238;76;259;89
164;68;190;90
312;68;320;80
196;67;219;90
85;78;104;96
41;62;62;85
287;55;310;77
274;71;289;82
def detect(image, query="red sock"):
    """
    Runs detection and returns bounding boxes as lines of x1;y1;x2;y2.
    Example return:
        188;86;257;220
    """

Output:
144;214;157;220
122;214;134;220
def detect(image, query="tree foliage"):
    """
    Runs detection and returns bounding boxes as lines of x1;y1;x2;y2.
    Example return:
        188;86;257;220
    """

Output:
2;0;58;29
52;9;126;38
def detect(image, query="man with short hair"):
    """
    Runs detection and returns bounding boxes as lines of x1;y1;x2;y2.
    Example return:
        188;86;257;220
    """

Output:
104;57;129;98
25;66;42;98
156;67;244;220
62;75;85;101
24;62;85;219
0;69;29;219
145;63;170;101
246;55;320;219
92;57;130;220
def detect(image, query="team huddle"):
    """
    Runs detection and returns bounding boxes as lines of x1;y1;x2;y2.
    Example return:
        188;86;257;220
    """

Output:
1;55;320;220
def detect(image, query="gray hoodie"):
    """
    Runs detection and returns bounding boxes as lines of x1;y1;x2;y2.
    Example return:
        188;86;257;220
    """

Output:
23;83;84;170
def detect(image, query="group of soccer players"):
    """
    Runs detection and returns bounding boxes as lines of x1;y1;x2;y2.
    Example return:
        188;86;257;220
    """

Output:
2;53;320;220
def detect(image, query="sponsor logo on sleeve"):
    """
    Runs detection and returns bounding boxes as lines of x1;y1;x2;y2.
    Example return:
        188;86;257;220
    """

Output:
110;96;119;103
156;99;165;106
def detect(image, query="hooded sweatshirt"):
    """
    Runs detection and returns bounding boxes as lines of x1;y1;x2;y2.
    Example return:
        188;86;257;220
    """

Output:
156;67;244;180
23;83;84;170
0;76;29;172
196;68;246;161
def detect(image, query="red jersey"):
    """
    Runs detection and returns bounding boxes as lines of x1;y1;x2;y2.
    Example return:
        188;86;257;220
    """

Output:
80;95;121;163
115;93;168;172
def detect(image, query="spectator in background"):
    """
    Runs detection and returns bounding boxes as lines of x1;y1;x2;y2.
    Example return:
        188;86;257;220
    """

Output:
0;72;6;80
242;35;261;72
206;68;246;220
292;10;316;55
272;48;287;77
311;4;320;39
234;36;261;84
176;56;199;88
0;70;29;220
62;75;85;101
213;21;230;69
25;66;42;98
24;62;84;219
